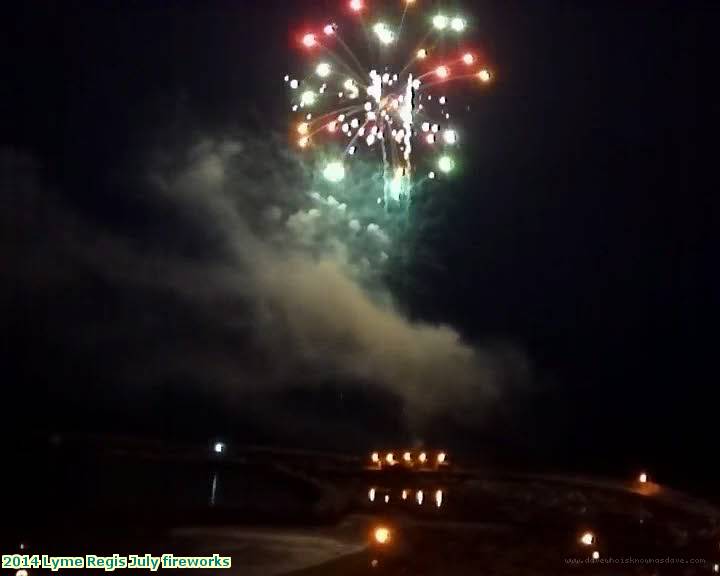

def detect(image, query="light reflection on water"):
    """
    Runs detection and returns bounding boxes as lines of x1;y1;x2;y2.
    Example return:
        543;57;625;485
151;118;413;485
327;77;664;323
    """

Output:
366;487;445;508
209;471;218;506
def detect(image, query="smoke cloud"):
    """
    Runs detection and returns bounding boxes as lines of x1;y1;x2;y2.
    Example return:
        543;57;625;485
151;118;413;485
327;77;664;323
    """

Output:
149;136;502;424
2;135;522;440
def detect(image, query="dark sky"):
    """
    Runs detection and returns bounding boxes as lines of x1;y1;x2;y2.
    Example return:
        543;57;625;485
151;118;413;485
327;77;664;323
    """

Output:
3;1;717;494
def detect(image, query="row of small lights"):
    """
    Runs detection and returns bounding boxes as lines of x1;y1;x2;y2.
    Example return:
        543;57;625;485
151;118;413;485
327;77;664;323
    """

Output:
369;487;444;508
371;451;447;466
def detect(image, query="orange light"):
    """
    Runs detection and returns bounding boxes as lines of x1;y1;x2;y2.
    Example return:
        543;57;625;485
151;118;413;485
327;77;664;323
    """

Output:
298;137;309;148
435;65;450;79
477;69;491;83
435;489;443;508
368;487;376;502
418;452;427;464
462;53;475;65
403;451;412;462
374;526;391;545
401;489;408;500
385;452;396;465
371;452;380;463
417;48;428;59
639;472;648;483
437;452;447;464
580;532;595;546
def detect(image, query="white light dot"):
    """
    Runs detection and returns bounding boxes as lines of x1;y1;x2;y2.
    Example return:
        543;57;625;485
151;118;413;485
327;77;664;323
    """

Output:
451;17;466;32
316;62;332;78
433;14;449;30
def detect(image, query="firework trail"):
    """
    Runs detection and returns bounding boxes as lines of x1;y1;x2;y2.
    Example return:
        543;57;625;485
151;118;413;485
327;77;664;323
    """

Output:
285;0;493;215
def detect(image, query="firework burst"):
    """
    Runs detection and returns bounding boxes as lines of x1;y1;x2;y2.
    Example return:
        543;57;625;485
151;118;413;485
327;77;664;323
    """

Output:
286;0;493;211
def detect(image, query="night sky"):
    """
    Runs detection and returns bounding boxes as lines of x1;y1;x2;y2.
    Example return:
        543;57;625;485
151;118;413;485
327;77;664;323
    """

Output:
3;1;717;495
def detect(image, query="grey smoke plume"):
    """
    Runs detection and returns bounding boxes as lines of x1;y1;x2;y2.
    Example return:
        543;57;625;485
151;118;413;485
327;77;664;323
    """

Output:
2;137;521;435
147;135;502;425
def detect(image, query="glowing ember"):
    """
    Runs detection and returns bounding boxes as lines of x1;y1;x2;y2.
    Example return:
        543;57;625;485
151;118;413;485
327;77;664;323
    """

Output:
373;22;395;45
451;17;466;32
323;161;345;182
316;62;332;78
438;155;455;173
374;527;391;545
301;90;316;106
433;14;449;30
478;69;491;83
